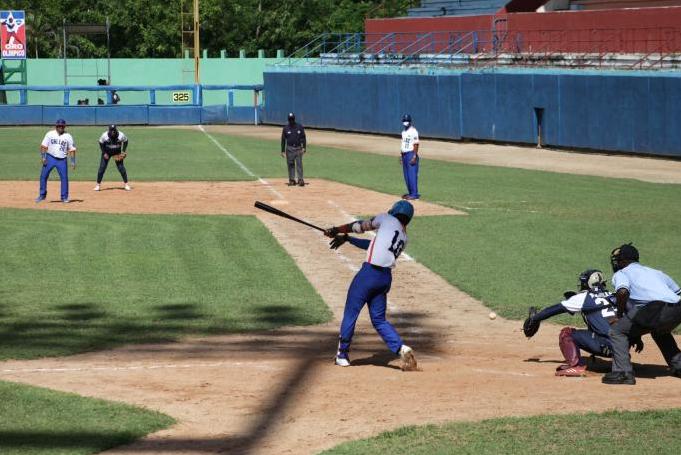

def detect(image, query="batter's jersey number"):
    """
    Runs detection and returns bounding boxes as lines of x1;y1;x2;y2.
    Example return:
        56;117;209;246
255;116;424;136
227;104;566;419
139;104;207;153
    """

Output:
388;230;405;259
172;91;191;103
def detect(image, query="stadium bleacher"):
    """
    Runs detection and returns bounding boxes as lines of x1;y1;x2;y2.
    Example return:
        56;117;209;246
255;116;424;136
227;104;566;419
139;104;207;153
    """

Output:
408;0;508;17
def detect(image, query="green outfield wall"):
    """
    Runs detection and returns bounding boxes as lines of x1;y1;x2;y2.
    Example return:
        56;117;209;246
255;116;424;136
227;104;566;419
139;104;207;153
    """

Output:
2;57;276;105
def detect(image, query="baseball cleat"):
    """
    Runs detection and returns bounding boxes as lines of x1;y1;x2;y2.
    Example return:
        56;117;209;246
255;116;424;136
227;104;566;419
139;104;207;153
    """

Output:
601;371;636;385
287;180;296;186
61;199;70;204
124;183;131;191
555;364;587;377
399;345;418;371
35;196;45;203
93;184;100;191
334;353;350;367
298;180;305;187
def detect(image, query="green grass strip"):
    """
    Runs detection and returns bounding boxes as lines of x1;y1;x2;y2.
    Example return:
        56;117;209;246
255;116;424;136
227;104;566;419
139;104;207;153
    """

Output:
321;409;681;455
0;380;174;455
0;208;330;360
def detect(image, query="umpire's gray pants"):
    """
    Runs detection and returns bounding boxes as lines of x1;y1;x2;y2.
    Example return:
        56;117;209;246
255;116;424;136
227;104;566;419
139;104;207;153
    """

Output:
609;302;681;374
286;146;304;182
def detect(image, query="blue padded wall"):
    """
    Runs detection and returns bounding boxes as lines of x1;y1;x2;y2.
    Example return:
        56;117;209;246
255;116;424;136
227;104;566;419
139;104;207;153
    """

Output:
263;69;681;157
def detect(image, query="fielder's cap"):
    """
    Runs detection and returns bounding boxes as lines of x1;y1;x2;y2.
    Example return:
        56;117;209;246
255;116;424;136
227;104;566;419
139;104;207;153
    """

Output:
288;112;295;121
108;124;118;131
401;113;412;123
55;119;66;126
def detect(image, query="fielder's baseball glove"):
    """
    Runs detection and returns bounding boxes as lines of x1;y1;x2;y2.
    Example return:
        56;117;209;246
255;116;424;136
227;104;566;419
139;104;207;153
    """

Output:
523;306;541;338
114;152;127;162
329;234;348;250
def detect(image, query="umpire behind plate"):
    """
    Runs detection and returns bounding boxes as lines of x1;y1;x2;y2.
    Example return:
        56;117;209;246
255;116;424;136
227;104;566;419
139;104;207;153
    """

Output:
94;124;131;191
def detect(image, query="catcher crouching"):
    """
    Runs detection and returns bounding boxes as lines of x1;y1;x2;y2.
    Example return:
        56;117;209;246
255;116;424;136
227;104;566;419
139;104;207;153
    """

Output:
94;124;131;191
523;269;644;377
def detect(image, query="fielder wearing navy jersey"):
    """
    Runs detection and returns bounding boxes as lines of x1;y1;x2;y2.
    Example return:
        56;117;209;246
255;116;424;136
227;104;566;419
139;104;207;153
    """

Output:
94;125;130;191
324;200;418;371
603;243;681;385
400;114;420;200
525;270;624;377
36;119;77;203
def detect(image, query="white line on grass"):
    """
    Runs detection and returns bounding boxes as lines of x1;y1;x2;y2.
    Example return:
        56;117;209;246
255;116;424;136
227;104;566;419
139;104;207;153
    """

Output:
198;125;284;200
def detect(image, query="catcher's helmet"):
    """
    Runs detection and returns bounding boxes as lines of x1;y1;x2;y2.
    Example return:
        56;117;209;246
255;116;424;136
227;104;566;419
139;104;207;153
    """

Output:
401;113;412;124
579;269;606;291
287;112;295;123
55;119;66;126
610;243;639;272
388;200;414;225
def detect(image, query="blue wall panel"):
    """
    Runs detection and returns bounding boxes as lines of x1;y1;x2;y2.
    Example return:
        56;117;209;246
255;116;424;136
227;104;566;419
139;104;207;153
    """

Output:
263;69;681;157
43;106;97;125
95;106;149;125
0;106;43;125
148;106;201;125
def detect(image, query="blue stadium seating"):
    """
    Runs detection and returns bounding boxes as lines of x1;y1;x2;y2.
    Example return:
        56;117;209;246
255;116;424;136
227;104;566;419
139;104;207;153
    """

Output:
408;0;508;17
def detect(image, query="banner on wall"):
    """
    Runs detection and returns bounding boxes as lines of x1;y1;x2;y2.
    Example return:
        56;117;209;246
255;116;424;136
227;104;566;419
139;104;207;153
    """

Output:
1;10;27;59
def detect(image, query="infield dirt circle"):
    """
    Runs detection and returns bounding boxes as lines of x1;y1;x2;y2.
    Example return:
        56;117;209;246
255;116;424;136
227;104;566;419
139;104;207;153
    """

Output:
1;128;681;455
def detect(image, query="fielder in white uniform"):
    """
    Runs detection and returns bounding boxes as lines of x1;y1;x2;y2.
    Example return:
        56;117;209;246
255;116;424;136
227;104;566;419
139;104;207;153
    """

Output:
36;119;76;203
324;200;417;371
400;113;420;200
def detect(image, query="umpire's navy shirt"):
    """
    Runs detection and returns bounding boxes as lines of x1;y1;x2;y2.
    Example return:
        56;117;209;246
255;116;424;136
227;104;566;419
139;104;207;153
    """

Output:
281;123;306;150
612;262;681;305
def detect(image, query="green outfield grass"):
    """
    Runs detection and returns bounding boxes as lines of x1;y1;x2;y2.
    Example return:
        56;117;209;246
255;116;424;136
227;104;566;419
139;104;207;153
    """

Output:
320;409;681;455
0;380;174;455
0;209;329;360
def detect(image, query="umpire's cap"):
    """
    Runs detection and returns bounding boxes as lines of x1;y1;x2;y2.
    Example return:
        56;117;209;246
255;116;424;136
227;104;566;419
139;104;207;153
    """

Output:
55;119;66;126
610;243;639;272
389;200;414;225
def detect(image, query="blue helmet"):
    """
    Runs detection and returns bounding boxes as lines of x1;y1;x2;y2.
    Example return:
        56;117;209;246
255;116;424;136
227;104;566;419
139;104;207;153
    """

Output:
401;113;412;124
388;200;414;224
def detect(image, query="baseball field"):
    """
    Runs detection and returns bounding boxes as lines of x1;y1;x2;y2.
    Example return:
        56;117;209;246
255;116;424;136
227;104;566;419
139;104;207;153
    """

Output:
1;125;681;454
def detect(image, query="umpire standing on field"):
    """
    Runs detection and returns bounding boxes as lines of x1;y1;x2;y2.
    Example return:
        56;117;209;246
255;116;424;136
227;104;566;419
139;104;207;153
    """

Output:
281;112;307;186
602;243;681;385
94;124;131;191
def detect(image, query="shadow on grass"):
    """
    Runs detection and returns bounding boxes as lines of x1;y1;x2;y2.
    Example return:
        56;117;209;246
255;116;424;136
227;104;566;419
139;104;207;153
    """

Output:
0;430;148;452
0;304;440;453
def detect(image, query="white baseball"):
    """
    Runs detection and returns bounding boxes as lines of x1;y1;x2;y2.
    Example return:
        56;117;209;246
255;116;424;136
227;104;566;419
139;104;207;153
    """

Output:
488;311;497;320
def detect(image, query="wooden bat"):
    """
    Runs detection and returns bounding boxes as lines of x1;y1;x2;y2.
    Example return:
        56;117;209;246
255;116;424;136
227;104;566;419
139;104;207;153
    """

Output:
254;201;326;233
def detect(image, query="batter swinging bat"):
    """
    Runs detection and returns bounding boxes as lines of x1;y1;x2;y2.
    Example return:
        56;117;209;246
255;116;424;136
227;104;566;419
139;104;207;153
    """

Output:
254;201;326;233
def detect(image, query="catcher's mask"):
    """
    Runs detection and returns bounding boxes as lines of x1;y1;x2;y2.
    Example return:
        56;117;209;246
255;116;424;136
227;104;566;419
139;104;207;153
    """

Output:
610;243;639;272
579;269;606;292
108;124;119;141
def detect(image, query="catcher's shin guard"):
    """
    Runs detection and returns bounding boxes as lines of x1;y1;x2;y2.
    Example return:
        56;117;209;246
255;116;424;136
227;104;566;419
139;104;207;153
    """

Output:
559;327;581;368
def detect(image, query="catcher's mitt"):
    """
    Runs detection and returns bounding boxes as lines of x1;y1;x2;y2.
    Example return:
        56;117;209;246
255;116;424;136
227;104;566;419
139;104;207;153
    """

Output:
113;152;127;162
563;290;577;299
523;306;541;338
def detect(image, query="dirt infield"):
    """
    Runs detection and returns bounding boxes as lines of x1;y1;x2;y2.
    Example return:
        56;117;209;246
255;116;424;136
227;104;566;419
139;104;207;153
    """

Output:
2;178;681;454
203;125;681;184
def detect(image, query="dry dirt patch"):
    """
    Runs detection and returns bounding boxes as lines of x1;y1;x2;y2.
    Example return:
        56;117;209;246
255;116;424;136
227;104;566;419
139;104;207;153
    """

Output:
1;179;680;455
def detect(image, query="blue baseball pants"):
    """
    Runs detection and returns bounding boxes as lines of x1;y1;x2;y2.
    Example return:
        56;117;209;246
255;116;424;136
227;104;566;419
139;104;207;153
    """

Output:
338;262;403;355
39;154;69;200
401;151;420;199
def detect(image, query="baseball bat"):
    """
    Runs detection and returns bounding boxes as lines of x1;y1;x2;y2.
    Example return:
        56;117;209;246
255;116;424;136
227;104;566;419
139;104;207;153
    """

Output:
254;201;326;233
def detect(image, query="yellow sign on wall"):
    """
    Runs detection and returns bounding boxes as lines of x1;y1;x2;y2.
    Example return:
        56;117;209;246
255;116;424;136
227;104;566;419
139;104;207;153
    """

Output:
171;91;191;103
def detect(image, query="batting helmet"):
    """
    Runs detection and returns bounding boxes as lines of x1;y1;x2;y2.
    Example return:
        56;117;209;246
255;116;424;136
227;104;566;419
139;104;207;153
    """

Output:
579;269;606;291
401;113;412;124
610;243;639;272
55;119;66;126
388;200;414;225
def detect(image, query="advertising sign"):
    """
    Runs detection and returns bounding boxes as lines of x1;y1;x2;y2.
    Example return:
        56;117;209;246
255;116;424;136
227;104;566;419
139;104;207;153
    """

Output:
1;10;27;59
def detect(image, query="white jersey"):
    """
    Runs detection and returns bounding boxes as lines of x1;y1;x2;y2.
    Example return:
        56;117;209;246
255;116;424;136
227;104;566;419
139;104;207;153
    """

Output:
356;213;408;268
400;126;419;153
41;130;76;159
98;130;127;144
